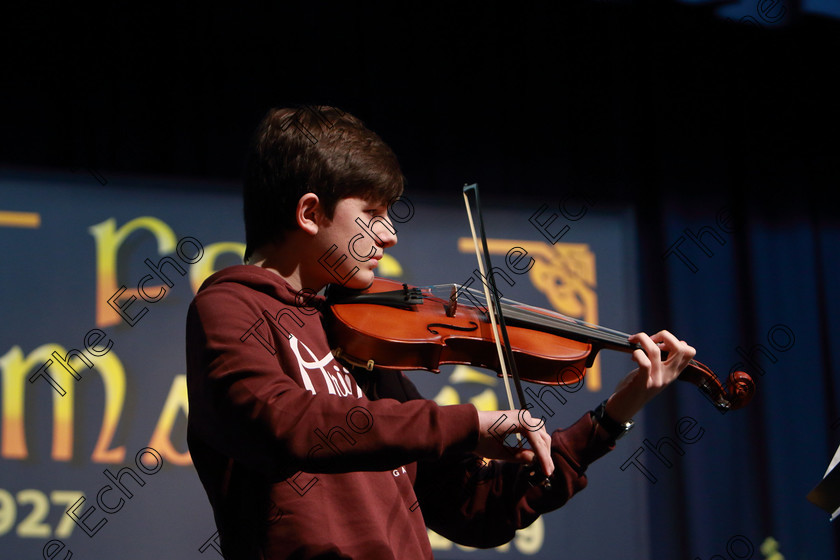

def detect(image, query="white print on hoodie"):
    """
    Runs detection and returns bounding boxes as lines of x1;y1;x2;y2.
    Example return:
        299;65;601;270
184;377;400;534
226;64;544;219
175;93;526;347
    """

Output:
288;335;363;398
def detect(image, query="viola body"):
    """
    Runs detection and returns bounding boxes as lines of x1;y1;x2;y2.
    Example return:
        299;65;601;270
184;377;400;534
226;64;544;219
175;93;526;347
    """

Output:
327;277;591;386
325;277;755;411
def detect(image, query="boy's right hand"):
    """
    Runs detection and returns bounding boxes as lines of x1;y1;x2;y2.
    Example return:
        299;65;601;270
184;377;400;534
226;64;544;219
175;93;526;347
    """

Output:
474;409;555;478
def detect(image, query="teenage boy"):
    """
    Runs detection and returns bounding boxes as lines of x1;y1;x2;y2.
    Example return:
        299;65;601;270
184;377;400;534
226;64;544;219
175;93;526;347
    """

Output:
186;106;696;559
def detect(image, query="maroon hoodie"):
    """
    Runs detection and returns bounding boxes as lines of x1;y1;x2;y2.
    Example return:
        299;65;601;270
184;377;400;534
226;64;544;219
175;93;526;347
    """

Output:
186;265;614;559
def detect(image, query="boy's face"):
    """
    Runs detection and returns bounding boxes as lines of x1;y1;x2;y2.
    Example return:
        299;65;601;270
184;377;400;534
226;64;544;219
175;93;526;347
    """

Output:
315;196;397;290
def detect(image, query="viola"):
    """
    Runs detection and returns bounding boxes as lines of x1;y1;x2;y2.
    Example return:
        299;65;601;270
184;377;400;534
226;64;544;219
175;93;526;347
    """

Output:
325;276;755;412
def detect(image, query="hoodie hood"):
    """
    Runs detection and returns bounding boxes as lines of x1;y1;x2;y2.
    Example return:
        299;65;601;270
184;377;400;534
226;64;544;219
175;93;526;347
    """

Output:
197;265;324;310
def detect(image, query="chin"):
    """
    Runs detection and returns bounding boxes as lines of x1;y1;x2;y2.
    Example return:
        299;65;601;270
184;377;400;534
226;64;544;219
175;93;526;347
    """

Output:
343;269;375;291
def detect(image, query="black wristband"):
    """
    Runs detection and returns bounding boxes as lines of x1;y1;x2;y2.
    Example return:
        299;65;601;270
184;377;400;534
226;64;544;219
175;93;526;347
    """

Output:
591;400;634;440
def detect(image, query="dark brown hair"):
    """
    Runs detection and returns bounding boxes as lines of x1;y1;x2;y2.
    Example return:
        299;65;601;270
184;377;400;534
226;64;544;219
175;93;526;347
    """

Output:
242;106;405;262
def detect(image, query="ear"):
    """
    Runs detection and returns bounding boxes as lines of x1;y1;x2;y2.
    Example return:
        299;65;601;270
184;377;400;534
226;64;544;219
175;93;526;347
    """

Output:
296;193;323;235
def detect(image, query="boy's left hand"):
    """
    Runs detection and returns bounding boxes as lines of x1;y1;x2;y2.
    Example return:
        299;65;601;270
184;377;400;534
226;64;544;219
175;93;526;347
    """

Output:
604;330;696;423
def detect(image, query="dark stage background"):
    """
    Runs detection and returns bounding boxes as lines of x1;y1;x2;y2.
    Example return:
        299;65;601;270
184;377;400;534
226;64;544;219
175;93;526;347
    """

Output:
2;2;840;559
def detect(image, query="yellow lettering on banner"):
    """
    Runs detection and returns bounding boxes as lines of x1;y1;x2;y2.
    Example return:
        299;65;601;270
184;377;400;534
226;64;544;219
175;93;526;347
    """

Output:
89;217;178;327
469;388;499;412
449;365;498;387
15;488;51;537
0;489;14;535
426;522;543;553
148;374;191;465
515;516;544;554
377;254;403;277
89;351;127;463
426;528;453;550
0;345;126;463
431;366;499;412
0;210;40;228
457;541;511;552
1;345;75;460
51;490;85;537
0;489;85;539
189;242;245;294
431;385;460;406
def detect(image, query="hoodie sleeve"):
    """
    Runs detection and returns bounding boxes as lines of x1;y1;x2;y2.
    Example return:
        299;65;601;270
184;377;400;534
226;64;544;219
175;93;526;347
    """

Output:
185;282;480;477
361;355;617;548
413;413;615;548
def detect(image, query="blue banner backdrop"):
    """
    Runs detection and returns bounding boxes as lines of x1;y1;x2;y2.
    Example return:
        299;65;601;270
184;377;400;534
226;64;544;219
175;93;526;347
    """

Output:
3;171;836;559
1;171;645;559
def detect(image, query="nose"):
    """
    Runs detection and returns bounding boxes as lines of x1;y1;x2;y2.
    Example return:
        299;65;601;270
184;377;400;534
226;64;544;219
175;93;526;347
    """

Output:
360;213;398;250
375;215;398;249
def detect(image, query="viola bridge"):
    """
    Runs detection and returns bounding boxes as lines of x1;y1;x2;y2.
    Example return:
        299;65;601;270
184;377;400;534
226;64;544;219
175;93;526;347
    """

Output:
447;284;458;317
